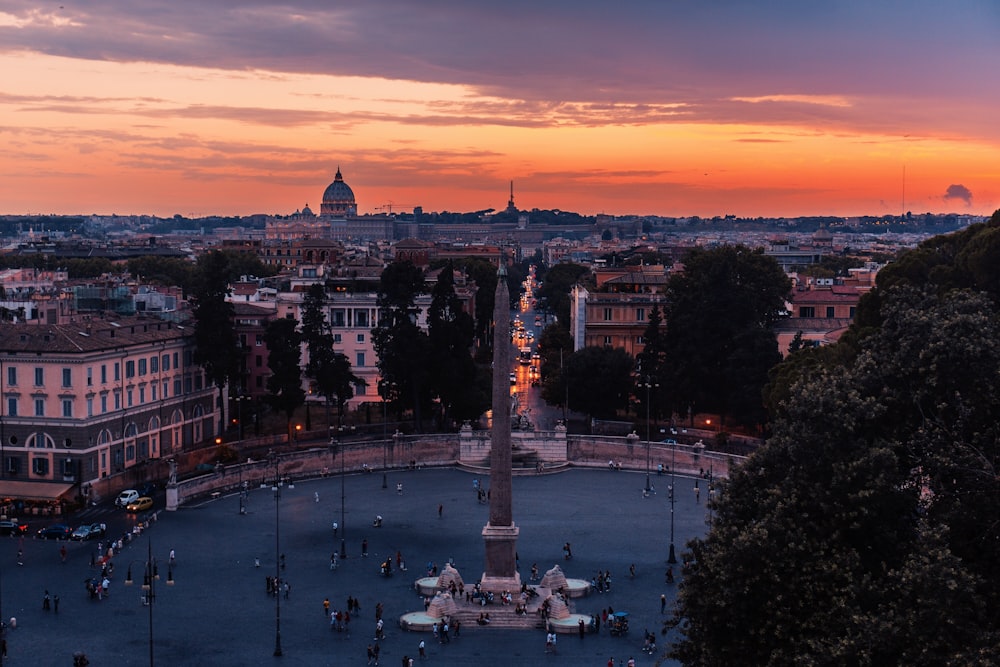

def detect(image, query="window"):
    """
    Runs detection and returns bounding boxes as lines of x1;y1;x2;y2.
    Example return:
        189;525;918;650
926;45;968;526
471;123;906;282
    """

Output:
34;367;44;386
34;399;45;417
184;377;192;394
173;352;179;369
127;389;133;407
138;358;147;375
126;445;135;462
798;306;815;318
6;398;16;416
356;352;365;367
849;306;856;318
162;354;170;371
62;458;75;477
101;365;107;383
603;336;612;346
183;350;192;367
114;393;121;410
174;379;182;396
150;356;158;373
162;381;169;398
62;399;72;417
87;367;93;386
151;384;157;401
333;333;342;343
826;306;835;318
100;395;108;413
255;335;263;347
125;360;135;378
354;381;367;396
332;309;346;327
87;398;93;417
62;368;71;387
6;457;19;474
636;308;645;322
32;458;48;476
6;367;15;386
603;308;613;321
114;362;120;381
355;310;369;327
356;333;365;343
139;387;145;404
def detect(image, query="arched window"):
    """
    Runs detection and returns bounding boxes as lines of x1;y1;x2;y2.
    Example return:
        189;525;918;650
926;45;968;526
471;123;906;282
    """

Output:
97;429;113;445
124;422;139;439
26;433;55;449
148;415;160;431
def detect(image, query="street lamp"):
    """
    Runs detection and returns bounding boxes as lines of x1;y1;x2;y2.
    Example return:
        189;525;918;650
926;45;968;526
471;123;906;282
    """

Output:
269;451;283;657
379;381;388;490
668;440;677;564
124;539;175;667
640;376;659;494
337;421;347;560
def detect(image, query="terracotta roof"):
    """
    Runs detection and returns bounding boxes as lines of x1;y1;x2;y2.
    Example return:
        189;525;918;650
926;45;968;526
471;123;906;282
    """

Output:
0;316;188;354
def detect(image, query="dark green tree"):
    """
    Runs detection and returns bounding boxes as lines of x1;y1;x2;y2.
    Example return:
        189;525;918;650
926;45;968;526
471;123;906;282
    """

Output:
191;250;241;425
663;245;790;428
537;323;574;410
428;263;486;427
635;304;667;419
262;317;306;441
535;262;589;326
670;285;1000;665
562;346;634;420
372;261;432;429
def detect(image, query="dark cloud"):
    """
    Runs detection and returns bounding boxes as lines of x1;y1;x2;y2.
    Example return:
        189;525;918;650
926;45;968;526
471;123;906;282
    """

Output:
943;184;973;206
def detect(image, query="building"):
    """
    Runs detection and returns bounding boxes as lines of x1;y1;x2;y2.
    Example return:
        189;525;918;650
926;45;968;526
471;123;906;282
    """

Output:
0;316;218;501
569;265;670;357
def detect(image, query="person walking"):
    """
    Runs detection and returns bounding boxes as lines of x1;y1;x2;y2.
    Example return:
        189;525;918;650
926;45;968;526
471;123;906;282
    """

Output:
418;639;426;658
438;503;443;518
60;544;67;563
323;597;331;617
661;593;667;613
362;538;369;557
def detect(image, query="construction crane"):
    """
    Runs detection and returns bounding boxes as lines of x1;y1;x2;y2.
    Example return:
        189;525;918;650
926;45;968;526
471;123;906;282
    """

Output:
375;202;416;215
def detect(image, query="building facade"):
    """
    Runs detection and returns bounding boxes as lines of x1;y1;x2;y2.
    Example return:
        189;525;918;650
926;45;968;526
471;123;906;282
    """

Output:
0;316;218;497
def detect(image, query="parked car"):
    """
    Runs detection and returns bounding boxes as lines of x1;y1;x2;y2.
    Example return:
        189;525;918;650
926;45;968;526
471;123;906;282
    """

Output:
71;522;107;541
115;489;139;508
37;524;72;540
136;482;157;497
0;518;28;535
126;497;153;513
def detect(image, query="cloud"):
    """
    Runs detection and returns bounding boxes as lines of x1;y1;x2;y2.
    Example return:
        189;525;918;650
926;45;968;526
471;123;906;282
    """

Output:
942;184;973;207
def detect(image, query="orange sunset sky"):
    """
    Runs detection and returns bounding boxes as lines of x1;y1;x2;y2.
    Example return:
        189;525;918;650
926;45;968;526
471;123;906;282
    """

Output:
1;1;999;219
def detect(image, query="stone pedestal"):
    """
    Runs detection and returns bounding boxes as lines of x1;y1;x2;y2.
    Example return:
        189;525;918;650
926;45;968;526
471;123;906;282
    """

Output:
165;485;178;512
480;522;521;593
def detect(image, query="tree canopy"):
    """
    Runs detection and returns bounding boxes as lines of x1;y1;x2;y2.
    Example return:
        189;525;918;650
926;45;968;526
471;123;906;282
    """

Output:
663;245;790;428
670;215;1000;665
190;250;241;404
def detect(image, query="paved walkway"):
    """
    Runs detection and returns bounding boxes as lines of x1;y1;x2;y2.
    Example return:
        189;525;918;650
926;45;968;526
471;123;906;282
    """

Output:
1;467;710;666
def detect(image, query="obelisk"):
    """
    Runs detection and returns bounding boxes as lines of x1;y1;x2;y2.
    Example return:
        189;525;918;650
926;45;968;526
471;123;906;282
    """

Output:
481;264;521;593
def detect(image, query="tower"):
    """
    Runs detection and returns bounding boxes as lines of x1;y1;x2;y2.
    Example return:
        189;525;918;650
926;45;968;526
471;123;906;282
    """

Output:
480;264;520;592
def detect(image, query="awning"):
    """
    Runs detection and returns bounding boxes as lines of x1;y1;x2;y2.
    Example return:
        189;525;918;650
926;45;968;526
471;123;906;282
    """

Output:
0;480;75;501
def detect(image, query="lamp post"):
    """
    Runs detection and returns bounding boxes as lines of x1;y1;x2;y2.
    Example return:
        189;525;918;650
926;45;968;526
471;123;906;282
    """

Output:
124;539;175;667
640;376;658;494
668;440;677;564
269;451;283;657
380;381;388;490
337;420;347;560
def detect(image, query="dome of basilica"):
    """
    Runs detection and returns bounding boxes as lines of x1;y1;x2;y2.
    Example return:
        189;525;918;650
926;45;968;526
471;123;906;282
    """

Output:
321;167;357;216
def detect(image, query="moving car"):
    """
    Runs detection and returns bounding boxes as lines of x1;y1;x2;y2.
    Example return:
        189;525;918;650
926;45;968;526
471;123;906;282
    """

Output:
0;518;28;535
126;496;153;513
37;524;72;540
115;489;139;507
71;522;107;541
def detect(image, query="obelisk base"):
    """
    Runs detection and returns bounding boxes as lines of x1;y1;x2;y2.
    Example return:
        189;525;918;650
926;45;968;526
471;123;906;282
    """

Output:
480;522;521;594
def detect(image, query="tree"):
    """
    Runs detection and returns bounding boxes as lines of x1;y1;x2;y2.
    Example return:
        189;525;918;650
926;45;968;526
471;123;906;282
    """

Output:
535;262;589;326
427;263;487;427
669;285;1000;665
372;261;432;429
191;250;241;425
635;304;667;419
562;346;634;420
537;323;574;409
663;245;789;428
301;283;366;425
262;317;305;441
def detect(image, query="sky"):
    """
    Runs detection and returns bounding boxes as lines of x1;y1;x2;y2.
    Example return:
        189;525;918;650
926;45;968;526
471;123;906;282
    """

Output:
1;0;999;219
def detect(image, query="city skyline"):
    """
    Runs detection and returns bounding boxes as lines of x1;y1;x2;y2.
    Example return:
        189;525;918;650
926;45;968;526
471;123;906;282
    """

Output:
1;1;998;219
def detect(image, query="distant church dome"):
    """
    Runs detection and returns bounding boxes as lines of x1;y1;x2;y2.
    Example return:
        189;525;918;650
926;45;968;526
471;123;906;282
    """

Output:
321;167;357;216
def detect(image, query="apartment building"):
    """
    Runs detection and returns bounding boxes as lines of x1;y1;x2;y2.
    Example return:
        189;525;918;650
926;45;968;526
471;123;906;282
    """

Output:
0;316;218;499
